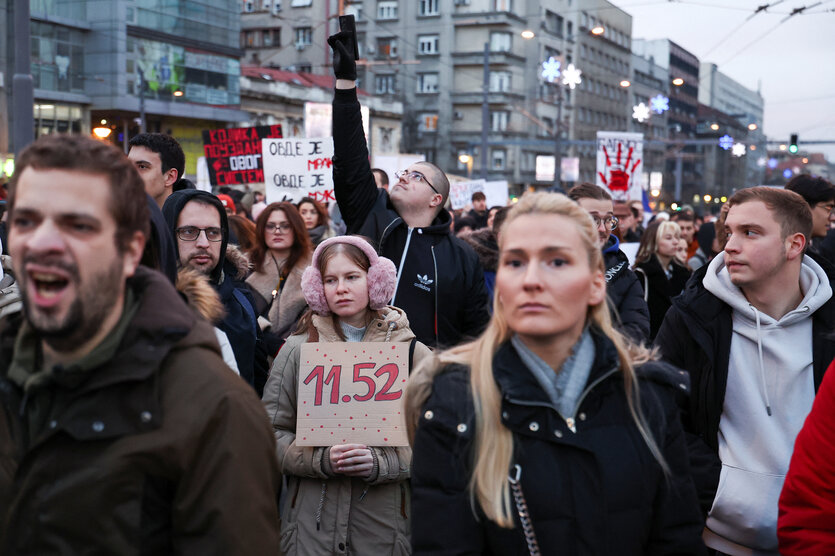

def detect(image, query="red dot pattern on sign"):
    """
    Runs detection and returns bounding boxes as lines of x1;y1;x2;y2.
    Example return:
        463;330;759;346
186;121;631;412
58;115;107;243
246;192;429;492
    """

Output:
352;427;355;430
377;429;381;433
320;425;324;428
382;418;386;421
349;416;353;420
384;438;388;441
306;413;310;416
303;437;307;440
392;346;396;350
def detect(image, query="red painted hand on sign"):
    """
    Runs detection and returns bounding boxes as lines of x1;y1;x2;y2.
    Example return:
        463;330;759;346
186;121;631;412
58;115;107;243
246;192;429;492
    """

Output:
599;143;641;193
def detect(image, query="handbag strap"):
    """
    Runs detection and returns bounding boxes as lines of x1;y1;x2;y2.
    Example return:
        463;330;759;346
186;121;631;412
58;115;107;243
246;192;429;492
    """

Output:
508;464;541;556
634;267;649;302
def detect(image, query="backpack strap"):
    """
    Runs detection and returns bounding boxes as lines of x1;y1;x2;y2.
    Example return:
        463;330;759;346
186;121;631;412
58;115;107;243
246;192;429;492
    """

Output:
634;267;649;303
408;337;417;374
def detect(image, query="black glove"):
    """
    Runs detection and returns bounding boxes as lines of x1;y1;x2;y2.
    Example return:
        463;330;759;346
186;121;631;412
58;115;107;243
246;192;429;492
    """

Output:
327;31;358;81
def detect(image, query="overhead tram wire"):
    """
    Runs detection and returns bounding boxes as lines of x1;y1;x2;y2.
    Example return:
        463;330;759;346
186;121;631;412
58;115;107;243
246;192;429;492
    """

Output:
700;0;785;58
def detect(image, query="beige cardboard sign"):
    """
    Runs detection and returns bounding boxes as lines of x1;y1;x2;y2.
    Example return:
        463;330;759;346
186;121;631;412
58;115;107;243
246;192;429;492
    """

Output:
296;342;409;447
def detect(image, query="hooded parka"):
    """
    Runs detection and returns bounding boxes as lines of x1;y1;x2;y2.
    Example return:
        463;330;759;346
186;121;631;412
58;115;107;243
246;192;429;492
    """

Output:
603;236;650;343
262;306;432;556
0;267;282;555
409;329;706;555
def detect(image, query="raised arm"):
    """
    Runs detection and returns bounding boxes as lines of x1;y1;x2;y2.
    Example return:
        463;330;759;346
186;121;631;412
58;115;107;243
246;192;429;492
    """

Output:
328;32;379;233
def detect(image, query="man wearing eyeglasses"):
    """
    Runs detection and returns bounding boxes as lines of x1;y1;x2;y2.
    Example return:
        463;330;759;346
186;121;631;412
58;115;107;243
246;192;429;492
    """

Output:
327;30;490;348
162;190;261;390
568;183;650;343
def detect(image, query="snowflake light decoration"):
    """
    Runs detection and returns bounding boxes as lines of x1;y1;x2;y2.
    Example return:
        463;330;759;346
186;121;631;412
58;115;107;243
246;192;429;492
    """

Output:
649;94;669;114
719;135;734;150
541;57;561;83
757;157;767;167
632;103;650;123
732;143;747;157
561;64;583;89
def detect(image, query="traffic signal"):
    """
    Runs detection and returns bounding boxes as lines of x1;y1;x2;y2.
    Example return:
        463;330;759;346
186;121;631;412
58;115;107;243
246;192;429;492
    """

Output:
789;133;799;154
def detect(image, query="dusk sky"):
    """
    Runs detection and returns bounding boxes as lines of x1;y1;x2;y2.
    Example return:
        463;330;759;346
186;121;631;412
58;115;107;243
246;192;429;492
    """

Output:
612;0;835;160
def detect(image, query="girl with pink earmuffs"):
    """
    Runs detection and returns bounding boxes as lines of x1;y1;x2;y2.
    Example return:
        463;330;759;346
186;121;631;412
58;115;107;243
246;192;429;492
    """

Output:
262;235;432;555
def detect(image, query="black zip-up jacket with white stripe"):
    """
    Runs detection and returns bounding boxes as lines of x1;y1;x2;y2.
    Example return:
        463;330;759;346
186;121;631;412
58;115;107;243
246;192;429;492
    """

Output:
332;87;490;348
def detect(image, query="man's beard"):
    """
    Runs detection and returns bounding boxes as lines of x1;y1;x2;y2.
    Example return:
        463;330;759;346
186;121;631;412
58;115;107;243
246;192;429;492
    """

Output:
20;255;126;353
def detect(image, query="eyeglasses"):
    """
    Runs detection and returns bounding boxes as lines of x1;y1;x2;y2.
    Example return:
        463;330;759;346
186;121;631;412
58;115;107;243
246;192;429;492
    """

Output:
591;215;619;230
176;226;223;242
817;202;835;213
265;222;293;234
394;170;440;195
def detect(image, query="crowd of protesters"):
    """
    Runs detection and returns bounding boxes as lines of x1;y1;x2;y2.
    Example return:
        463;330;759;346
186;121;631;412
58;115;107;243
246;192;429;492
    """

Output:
1;28;835;556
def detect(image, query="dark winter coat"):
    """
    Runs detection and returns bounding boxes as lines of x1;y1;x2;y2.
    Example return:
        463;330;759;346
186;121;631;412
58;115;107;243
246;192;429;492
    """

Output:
410;330;706;555
332;87;490;348
460;228;498;306
654;255;835;515
603;236;650;343
0;267;282;555
633;255;690;341
162;190;262;389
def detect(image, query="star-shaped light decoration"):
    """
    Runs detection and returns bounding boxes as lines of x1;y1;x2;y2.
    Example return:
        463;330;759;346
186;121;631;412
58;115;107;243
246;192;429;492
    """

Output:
732;143;747;157
632;102;650;123
649;94;669;114
757;157;767;167
719;135;734;150
562;63;582;89
541;57;561;83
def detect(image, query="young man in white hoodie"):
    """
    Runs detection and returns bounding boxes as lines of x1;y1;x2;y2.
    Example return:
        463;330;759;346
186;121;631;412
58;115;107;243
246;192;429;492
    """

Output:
655;186;835;556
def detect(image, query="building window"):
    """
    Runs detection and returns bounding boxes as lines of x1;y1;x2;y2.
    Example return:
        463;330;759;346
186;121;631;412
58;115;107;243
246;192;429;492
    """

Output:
377;0;397;19
491;111;508;132
418;113;439;132
419;0;439;16
243;0;255;12
490;32;511;52
262;29;280;47
494;0;512;11
242;30;258;47
290;0;312;6
297;63;312;73
489;71;511;92
294;27;312;46
417;73;439;93
418;35;439;55
30;21;85;94
491;149;506;170
376;37;398;57
545;10;563;36
375;74;396;94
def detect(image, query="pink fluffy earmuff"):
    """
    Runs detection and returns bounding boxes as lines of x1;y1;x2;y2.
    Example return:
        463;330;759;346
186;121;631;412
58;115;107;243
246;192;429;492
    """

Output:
301;235;398;315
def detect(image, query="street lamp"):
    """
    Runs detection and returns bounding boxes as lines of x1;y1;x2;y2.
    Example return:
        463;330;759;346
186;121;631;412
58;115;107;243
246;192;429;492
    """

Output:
619;80;631;88
672;77;684;86
591;25;605;35
520;29;535;40
540;56;582;190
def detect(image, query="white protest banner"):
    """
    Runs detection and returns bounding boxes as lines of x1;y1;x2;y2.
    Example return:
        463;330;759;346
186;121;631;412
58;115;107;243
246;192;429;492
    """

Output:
262;137;334;205
484;180;509;207
596;131;644;201
449;179;486;210
296;342;409;447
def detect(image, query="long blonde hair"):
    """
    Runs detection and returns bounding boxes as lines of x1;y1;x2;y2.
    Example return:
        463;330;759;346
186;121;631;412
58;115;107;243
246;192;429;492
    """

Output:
406;192;666;528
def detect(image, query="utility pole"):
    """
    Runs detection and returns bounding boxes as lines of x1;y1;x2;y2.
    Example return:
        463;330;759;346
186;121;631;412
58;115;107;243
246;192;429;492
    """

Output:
138;73;146;134
480;42;490;180
553;85;563;190
12;0;33;155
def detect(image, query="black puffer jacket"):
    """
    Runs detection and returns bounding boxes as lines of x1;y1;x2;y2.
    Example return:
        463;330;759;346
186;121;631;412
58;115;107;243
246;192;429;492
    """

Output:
411;330;706;555
603;236;650;343
634;255;690;341
332;88;489;348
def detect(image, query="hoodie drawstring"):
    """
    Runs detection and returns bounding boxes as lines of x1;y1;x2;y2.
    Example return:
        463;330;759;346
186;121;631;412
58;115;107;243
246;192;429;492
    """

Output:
385;321;396;342
315;481;327;530
749;304;773;417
